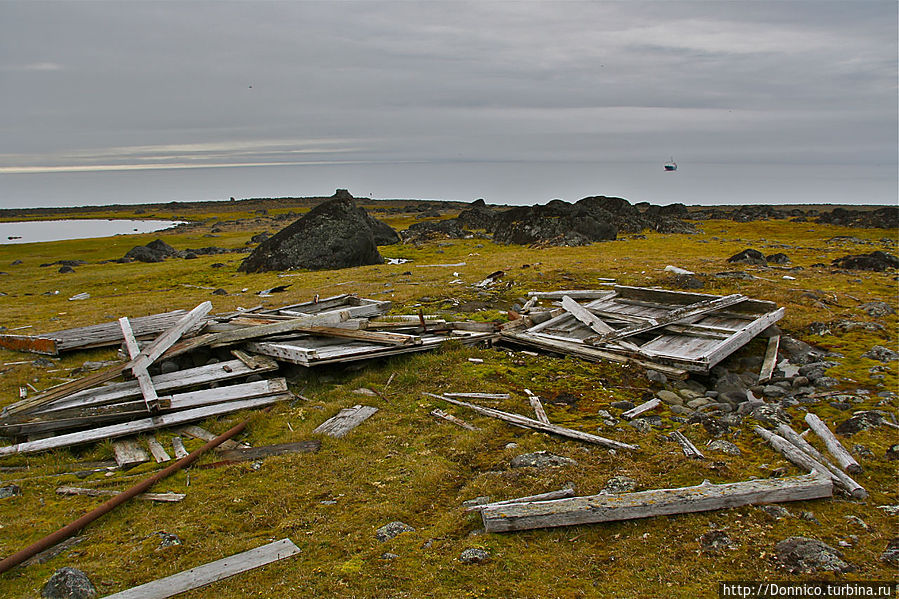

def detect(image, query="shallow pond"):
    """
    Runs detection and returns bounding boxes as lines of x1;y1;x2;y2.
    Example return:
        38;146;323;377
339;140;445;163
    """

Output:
0;219;184;244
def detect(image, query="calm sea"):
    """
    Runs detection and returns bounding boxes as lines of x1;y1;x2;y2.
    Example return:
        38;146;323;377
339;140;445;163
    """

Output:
0;220;184;244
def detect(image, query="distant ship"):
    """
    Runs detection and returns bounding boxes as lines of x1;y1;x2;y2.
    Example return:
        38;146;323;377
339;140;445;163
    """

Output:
664;158;678;171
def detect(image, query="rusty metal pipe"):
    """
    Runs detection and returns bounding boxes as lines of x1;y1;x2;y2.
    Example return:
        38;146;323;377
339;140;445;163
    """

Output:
0;418;249;575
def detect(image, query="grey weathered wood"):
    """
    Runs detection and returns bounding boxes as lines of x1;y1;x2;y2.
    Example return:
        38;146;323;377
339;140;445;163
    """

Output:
210;440;322;464
586;294;746;344
561;296;643;353
19;536;84;567
171;436;189;459
754;426;866;499
101;538;301;599
481;473;831;532
698;308;785;369
178;425;249;451
313;405;378;438
130;302;213;372
426;393;638;451
118;317;141;359
56;486;184;502
758;335;780;383
146;437;172;463
669;430;704;459
804;413;862;474
775;424;866;499
0;395;290;456
229;349;270;370
465;487;576;511
430;408;479;431
523;389;550;424
527;290;616;300
443;392;511;400
112;439;150;468
621;398;661;420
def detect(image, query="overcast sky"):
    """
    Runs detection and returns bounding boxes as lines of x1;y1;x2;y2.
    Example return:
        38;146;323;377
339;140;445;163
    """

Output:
0;1;896;207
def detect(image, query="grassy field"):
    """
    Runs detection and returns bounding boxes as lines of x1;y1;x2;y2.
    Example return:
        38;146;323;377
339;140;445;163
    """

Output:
0;202;896;598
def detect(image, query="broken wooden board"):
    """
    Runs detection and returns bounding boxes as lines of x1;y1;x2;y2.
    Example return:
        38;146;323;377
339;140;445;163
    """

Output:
112;440;150;469
524;389;550;424
481;473;832;532
0;310;188;355
805;413;862;474
313;405;378;438
202;440;322;466
178;425;249;452
171;437;189;459
669;430;704;459
465;487;577;511
426;394;638;452
146;437;172;463
621;398;661;420
102;538;301;599
56;486;184;502
430;409;479;431
0;394;291;457
758;335;780;383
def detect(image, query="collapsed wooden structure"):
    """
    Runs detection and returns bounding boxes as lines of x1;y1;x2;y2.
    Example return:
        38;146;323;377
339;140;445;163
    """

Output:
502;286;785;375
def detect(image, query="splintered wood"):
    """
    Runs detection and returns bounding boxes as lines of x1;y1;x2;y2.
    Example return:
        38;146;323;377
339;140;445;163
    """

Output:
313;405;379;438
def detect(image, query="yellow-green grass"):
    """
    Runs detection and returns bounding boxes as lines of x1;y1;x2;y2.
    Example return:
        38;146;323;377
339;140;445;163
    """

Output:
0;209;895;597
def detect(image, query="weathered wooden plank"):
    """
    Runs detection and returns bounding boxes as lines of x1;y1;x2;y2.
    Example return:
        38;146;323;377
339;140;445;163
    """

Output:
56;486;184;502
804;413;862;474
178;425;249;451
523;389;550;424
430;408;479;431
102;538;301;599
0;311;188;356
621;398;661;420
527;290;616;300
112;440;150;469
465;487;576;511
118;318;141;359
229;349;270;370
481;473;831;532
1;365;126;419
774;424;866;499
754;426;866;499
560;296;643;353
443;393;510;400
426;393;638;451
130;302;213;373
313;405;378;438
669;430;704;459
119;316;162;413
586;294;747;344
0;395;290;456
698;308;785;369
758;335;780;383
171;437;189;459
146;437;172;463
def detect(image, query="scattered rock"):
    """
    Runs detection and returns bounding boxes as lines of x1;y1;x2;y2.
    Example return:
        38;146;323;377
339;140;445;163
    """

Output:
859;301;895;317
881;538;899;565
832;251;899;271
376;521;415;542
862;345;899;362
58;265;75;274
381;552;399;561
775;537;854;573
799;511;820;524
628;418;652;433
510;451;577;469
0;484;21;499
759;505;791;519
726;249;766;266
834;411;884;435
699;530;734;553
155;531;182;549
707;440;741;456
458;548;490;564
602;475;637;494
886;444;899;460
610;400;636;411
645;370;667;384
766;252;790;264
41;567;97;599
239;194;388;272
749;404;790;427
212;288;228;295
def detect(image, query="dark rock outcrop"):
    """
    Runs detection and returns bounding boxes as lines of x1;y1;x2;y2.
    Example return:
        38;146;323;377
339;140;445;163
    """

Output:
832;251;899;271
816;206;899;229
727;249;766;266
41;567;97;599
775;537;854;573
124;239;180;263
239;195;385;272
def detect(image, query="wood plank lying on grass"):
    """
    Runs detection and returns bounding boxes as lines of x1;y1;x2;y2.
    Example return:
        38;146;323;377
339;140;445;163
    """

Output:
443;393;511;400
804;413;862;474
669;430;704;459
313;405;378;438
200;440;322;467
425;393;638;452
621;398;661;420
120;317;162;413
178;425;250;451
112;440;150;469
171;437;189;459
430;409;479;431
481;472;832;532
754;426;866;499
146;437;171;463
56;486;184;503
464;487;576;511
523;389;550;424
0;395;291;457
102;538;301;599
774;423;867;499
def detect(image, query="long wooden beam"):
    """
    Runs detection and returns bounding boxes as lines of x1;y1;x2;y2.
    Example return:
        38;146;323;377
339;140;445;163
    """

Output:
481;473;831;532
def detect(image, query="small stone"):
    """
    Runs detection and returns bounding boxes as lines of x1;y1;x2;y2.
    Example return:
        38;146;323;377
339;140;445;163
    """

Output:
646;370;667;384
686;398;709;409
156;531;182;549
0;484;21;499
211;263;226;268
510;451;577;469
504;442;518;450
835;411;884;435
760;505;791;519
458;548;489;564
699;530;734;553
799;511;820;524
376;521;414;542
791;376;809;388
462;496;491;509
881;538;899;565
610;400;635;411
381;552;399;560
863;345;899;362
707;440;741;456
159;360;179;375
41;567;97;599
32;357;55;368
775;537;854;573
628;418;652;433
212;288;228;295
852;444;874;459
602;475;637;494
657;390;682;405
886;445;899;460
859;301;896;317
58;265;75;274
762;385;787;398
678;389;704;401
750;404;790;427
829;401;852;411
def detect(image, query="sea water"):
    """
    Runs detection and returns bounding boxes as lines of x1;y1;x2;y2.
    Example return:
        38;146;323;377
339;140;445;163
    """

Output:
0;220;184;244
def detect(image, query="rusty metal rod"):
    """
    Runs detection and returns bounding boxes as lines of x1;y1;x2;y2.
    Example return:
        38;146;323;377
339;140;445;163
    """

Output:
0;418;250;575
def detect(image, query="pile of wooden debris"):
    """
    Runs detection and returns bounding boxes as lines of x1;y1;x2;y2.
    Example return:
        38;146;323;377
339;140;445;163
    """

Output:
0;294;496;459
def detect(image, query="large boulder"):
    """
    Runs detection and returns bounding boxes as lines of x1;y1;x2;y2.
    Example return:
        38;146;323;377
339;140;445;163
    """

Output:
492;200;617;246
239;195;385;272
124;238;180;263
832;251;898;271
